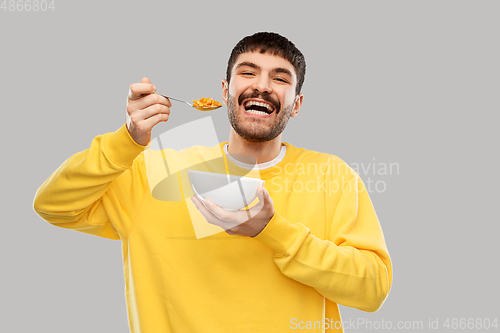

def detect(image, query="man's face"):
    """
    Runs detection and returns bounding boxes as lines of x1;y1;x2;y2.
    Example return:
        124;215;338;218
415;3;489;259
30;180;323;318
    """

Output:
222;51;303;143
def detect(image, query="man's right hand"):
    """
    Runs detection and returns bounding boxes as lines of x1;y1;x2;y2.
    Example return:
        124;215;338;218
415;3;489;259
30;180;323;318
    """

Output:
126;77;172;146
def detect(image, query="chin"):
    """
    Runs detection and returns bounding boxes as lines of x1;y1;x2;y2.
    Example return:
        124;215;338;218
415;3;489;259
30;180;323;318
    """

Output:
234;126;282;144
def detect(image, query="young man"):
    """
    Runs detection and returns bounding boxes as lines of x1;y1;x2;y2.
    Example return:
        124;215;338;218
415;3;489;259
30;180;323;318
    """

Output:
34;32;392;332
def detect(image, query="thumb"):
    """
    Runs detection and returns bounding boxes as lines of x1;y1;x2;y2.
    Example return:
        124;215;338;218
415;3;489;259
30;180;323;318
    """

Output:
256;183;269;206
262;185;271;203
141;77;151;84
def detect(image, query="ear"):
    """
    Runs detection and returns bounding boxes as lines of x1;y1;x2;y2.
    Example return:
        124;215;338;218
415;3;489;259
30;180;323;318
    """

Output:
221;79;229;106
290;93;303;118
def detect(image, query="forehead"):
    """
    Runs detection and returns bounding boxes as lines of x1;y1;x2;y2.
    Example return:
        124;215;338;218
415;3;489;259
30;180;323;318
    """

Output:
232;51;297;79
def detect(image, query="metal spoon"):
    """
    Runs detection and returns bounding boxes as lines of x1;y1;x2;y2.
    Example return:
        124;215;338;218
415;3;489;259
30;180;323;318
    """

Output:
156;94;222;111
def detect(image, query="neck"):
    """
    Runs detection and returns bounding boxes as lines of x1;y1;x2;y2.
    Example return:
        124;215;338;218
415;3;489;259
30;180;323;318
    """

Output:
227;129;283;164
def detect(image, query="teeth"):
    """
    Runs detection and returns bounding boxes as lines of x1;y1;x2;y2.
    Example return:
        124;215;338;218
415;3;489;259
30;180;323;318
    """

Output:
245;100;273;112
246;109;269;116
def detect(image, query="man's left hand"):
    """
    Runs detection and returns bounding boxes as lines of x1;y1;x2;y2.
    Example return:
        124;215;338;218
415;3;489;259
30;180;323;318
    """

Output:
191;184;275;237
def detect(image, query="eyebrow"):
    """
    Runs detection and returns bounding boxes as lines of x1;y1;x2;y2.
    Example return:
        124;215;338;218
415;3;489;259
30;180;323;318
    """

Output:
235;62;260;71
235;61;293;78
274;67;293;77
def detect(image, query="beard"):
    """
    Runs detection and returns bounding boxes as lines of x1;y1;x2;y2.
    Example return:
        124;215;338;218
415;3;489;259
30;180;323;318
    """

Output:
227;91;294;143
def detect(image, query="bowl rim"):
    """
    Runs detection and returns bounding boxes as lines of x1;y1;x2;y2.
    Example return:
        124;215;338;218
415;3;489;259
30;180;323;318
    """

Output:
187;170;264;211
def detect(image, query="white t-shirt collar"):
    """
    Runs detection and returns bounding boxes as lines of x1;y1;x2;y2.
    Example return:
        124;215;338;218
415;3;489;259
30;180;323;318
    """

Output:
223;143;287;170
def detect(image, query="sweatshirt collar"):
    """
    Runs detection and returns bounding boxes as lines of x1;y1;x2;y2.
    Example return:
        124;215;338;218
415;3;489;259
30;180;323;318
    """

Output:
215;142;296;180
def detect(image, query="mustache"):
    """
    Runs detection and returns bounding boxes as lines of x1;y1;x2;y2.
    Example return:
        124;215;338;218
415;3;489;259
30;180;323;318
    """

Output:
238;91;281;113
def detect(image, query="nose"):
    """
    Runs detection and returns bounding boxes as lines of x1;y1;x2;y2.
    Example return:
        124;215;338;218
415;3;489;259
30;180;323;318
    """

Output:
252;74;273;94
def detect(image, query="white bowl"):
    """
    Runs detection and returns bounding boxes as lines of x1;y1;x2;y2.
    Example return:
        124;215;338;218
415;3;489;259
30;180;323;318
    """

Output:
187;170;264;211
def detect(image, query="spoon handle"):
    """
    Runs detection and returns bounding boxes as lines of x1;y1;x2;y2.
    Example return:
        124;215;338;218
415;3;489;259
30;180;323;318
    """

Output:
157;94;193;107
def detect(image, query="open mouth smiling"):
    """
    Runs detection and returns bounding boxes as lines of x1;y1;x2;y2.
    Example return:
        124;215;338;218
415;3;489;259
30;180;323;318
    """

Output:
243;100;275;116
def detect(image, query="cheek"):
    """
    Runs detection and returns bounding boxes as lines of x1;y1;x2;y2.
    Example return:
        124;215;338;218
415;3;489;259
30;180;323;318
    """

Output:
282;92;296;107
230;87;239;99
229;78;242;94
227;86;242;103
231;78;254;96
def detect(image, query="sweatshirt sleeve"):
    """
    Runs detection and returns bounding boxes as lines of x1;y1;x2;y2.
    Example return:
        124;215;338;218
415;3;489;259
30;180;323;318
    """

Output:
33;125;148;240
254;174;392;312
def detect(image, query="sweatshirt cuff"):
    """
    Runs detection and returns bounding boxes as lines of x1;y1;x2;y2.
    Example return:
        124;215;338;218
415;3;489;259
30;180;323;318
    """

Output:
254;212;306;255
103;124;148;168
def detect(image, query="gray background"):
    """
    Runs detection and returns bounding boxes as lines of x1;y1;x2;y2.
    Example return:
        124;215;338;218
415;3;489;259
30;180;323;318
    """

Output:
2;0;499;332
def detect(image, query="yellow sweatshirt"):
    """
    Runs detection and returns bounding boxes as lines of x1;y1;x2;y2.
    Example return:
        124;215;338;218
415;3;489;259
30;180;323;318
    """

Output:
33;125;392;333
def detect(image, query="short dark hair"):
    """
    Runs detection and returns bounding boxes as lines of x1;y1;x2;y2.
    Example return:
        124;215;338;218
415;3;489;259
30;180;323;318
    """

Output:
226;32;306;95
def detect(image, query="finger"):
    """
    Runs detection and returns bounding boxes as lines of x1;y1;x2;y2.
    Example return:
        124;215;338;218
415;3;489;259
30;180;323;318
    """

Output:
128;103;170;130
203;199;238;222
249;184;271;217
132;93;172;110
191;197;235;230
203;199;252;224
138;103;171;120
255;183;265;207
128;82;157;100
141;77;151;84
261;186;274;216
136;112;170;131
248;183;265;213
263;186;273;205
202;199;229;221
